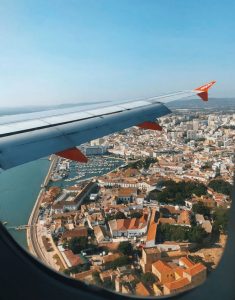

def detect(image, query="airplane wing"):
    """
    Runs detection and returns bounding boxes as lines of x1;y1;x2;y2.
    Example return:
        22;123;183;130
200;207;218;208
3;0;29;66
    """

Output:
0;81;216;171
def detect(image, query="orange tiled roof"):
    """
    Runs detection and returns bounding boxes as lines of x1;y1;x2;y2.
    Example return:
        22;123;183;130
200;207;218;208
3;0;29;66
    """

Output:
152;260;172;274
118;187;137;196
174;267;184;277
64;250;84;267
164;277;190;291
115;217;147;231
184;263;206;277
102;253;121;264
178;210;191;225
179;257;194;268
74;269;94;280
62;227;88;239
146;223;157;242
135;282;150;296
158;217;176;225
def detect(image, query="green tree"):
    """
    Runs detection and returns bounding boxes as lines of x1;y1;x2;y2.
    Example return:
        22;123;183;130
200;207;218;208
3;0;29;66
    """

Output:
130;211;143;218
158;223;208;244
64;262;90;275
192;202;210;217
68;237;88;254
141;272;157;285
92;271;102;285
208;179;232;196
188;255;204;264
213;207;229;233
149;180;207;206
103;280;115;290
118;241;133;256
115;211;127;219
104;255;131;270
188;226;208;243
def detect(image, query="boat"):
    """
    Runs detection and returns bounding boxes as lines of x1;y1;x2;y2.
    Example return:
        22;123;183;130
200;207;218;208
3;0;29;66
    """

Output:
2;221;7;225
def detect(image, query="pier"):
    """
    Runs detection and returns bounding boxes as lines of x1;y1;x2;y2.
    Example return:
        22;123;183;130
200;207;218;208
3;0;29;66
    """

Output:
7;224;36;231
41;155;58;188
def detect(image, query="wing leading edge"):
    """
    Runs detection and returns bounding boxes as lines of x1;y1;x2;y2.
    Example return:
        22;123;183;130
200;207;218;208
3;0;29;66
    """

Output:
0;81;216;170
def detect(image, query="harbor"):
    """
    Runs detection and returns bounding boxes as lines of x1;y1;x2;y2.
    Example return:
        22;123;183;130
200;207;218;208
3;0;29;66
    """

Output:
49;155;125;188
0;154;125;251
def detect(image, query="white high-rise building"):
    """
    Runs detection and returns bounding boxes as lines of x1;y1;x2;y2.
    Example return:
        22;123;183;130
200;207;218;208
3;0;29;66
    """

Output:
187;130;197;140
193;119;199;131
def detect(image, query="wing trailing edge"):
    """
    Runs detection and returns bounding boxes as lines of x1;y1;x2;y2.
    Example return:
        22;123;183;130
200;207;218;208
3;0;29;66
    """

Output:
194;81;216;101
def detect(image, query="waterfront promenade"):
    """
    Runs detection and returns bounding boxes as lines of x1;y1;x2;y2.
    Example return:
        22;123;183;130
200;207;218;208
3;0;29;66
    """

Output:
26;155;67;269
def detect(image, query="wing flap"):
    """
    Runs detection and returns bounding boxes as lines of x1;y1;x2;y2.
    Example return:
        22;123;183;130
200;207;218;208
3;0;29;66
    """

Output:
56;147;88;163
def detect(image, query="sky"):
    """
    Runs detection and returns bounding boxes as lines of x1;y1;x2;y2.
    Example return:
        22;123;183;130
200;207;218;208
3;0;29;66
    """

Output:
0;0;235;107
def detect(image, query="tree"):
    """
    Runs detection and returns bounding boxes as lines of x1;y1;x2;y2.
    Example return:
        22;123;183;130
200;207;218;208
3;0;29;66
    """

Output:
92;271;102;285
215;167;221;178
68;237;88;254
188;226;208;243
115;211;127;219
102;280;115;290
188;255;204;264
192;202;210;217
208;179;232;196
130;211;143;219
149;180;207;206
67;263;90;274
118;241;133;256
213;207;229;233
157;223;208;244
141;272;157;285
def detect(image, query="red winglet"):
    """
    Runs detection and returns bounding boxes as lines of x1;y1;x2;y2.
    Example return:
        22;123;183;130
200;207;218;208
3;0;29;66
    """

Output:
138;121;162;131
194;81;216;101
56;147;88;163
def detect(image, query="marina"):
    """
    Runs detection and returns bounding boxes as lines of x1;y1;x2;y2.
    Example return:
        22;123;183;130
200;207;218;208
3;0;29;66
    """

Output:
49;155;125;188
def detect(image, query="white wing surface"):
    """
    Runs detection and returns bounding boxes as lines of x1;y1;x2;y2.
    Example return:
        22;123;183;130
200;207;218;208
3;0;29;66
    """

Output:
0;81;216;170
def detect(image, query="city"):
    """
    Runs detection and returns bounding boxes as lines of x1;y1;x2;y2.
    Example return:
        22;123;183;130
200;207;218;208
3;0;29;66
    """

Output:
27;109;234;297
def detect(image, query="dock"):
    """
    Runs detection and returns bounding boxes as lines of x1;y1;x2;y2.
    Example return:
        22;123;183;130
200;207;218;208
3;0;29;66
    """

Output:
7;224;36;231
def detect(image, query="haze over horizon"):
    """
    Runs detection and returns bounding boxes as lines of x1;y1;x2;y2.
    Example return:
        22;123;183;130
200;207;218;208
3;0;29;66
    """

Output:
0;0;235;107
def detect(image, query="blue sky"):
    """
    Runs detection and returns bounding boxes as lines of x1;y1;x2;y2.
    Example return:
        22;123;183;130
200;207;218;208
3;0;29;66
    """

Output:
0;0;234;107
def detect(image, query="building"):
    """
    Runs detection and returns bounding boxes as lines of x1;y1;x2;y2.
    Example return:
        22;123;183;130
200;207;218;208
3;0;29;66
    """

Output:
116;188;137;203
163;277;191;295
187;130;197;140
108;215;148;238
81;145;107;156
152;260;175;284
177;210;191;227
102;253;121;265
63;250;87;268
146;223;157;248
135;282;150;296
61;227;88;241
87;212;105;229
183;263;207;288
140;247;161;273
153;283;163;296
93;225;108;243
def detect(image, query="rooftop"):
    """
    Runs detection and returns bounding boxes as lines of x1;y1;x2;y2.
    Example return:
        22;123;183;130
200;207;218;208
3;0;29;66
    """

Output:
152;260;172;274
184;263;206;277
164;277;190;291
135;282;150;296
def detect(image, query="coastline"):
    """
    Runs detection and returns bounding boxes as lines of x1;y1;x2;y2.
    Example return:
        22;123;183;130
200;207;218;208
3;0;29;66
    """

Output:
26;154;125;267
26;156;57;256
